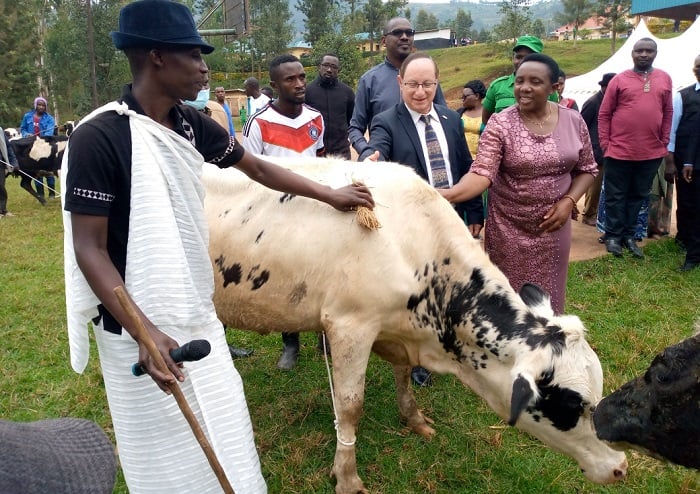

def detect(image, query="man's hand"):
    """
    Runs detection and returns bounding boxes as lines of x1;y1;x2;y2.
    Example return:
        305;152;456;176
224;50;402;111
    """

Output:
664;154;676;183
136;323;185;393
325;183;375;212
363;150;380;162
682;165;693;183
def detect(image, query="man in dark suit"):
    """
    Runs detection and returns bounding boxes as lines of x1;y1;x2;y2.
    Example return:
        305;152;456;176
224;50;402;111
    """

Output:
360;52;484;386
360;52;484;238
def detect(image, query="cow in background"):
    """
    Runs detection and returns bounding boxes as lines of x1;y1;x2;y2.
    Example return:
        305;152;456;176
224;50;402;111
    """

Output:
9;135;67;204
594;330;700;470
202;158;628;494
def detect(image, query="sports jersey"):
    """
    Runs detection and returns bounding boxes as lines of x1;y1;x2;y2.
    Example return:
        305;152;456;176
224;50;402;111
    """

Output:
242;103;325;157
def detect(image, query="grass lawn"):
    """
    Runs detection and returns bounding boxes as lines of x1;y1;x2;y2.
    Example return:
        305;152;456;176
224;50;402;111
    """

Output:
1;165;699;493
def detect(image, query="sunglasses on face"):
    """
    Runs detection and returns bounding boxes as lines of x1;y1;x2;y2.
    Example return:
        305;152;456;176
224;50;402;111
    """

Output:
385;28;415;37
461;92;475;99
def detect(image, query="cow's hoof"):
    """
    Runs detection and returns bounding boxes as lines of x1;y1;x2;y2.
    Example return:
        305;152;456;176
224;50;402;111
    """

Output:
276;347;299;370
37;196;47;206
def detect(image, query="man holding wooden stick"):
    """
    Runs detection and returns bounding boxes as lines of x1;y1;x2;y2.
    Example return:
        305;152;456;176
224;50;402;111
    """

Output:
60;1;373;492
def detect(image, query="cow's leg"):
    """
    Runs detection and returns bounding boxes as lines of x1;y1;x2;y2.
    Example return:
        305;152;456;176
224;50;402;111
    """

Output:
325;326;373;494
20;175;46;205
371;340;436;438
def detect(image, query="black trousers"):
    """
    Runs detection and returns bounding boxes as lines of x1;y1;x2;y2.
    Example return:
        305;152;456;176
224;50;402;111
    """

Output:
604;157;662;241
674;161;695;244
681;168;700;263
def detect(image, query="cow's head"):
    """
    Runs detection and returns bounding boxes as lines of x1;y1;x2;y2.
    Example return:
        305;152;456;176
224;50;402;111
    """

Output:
593;332;700;469
506;284;627;484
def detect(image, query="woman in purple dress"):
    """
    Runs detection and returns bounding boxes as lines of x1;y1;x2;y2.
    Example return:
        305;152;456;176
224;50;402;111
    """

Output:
441;53;597;314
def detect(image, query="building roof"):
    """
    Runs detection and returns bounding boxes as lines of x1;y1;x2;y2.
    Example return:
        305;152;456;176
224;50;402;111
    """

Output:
631;0;700;21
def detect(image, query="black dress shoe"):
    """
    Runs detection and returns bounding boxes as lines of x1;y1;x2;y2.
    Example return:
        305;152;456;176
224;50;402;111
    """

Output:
678;261;698;272
228;345;254;359
411;366;432;387
605;238;623;257
623;238;644;258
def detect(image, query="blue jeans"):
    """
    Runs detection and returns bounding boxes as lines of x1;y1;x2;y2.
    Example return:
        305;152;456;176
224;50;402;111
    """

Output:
35;175;56;197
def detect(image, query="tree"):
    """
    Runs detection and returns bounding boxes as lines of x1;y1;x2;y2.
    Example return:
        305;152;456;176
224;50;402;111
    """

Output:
248;0;293;76
414;9;438;31
297;0;335;45
595;0;631;54
0;2;41;125
531;18;546;40
452;9;474;40
555;0;595;47
493;0;532;44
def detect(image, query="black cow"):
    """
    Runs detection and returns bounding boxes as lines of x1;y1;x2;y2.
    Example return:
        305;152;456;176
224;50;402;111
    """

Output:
594;331;700;470
9;135;67;205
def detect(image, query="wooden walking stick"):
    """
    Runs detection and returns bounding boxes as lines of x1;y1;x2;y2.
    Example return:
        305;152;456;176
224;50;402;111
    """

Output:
113;286;235;494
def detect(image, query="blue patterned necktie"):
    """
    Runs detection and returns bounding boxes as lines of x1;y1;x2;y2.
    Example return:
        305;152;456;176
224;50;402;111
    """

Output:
420;114;448;188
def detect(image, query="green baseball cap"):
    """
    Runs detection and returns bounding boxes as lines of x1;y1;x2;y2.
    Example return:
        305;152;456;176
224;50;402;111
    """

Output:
513;35;543;54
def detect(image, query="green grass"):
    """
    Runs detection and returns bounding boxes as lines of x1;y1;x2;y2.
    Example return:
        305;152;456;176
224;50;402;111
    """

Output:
2;169;699;493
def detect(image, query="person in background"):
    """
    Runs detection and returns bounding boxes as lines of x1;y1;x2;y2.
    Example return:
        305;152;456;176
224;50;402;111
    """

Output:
441;53;596;315
61;2;373;491
242;54;326;370
557;69;579;110
459;80;487;158
183;82;230;131
261;86;274;100
349;17;447;159
244;77;271;117
304;53;355;160
214;86;236;136
598;37;673;259
482;36;558;124
580;72;616;226
361;53;484;386
0;127;19;218
674;116;700;272
20;96;57;199
666;53;700;254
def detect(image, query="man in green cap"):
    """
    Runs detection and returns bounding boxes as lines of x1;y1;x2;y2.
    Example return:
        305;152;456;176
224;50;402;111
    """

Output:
482;35;558;124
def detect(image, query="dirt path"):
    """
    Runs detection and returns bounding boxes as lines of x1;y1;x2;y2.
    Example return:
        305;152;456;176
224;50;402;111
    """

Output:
568;196;676;262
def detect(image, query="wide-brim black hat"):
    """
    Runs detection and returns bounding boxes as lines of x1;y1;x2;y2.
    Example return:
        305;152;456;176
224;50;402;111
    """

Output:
0;418;117;494
110;0;214;54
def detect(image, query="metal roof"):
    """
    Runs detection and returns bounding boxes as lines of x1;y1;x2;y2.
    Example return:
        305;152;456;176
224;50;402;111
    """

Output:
631;0;700;20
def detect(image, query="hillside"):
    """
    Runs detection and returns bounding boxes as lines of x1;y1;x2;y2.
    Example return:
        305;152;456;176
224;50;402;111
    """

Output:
291;0;564;43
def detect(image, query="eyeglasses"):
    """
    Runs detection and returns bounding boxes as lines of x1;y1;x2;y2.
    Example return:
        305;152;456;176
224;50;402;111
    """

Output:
461;92;475;100
384;28;415;37
403;81;437;90
320;63;339;71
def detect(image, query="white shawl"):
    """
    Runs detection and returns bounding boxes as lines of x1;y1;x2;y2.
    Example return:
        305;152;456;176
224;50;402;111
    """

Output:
62;101;218;373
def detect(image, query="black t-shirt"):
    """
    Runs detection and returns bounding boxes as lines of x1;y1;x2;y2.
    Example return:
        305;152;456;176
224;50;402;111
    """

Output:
64;85;245;333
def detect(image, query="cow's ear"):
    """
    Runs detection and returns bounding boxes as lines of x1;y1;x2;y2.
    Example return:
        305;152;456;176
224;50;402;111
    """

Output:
508;374;534;426
519;283;553;318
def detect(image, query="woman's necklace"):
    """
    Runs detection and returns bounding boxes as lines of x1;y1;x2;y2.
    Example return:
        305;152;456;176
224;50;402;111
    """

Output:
520;103;551;130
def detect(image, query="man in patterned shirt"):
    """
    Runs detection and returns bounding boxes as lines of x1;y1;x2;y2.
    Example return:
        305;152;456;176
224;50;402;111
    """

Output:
61;1;373;492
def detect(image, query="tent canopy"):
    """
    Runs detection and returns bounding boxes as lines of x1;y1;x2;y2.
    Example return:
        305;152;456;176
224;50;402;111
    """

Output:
563;18;700;108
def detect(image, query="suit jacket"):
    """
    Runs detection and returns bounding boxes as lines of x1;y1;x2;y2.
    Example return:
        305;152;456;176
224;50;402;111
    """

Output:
360;102;484;226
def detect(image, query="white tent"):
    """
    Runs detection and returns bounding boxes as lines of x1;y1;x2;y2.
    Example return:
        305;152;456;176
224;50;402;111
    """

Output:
563;18;700;109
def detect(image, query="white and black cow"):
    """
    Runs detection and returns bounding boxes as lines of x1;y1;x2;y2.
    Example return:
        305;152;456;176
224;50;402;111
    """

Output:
594;331;700;470
202;158;628;494
9;135;67;204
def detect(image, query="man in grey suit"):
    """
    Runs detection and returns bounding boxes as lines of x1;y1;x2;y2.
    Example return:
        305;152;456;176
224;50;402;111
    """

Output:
361;52;484;386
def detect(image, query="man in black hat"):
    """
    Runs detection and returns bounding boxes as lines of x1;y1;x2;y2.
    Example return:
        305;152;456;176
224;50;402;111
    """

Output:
61;1;373;492
580;72;616;226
